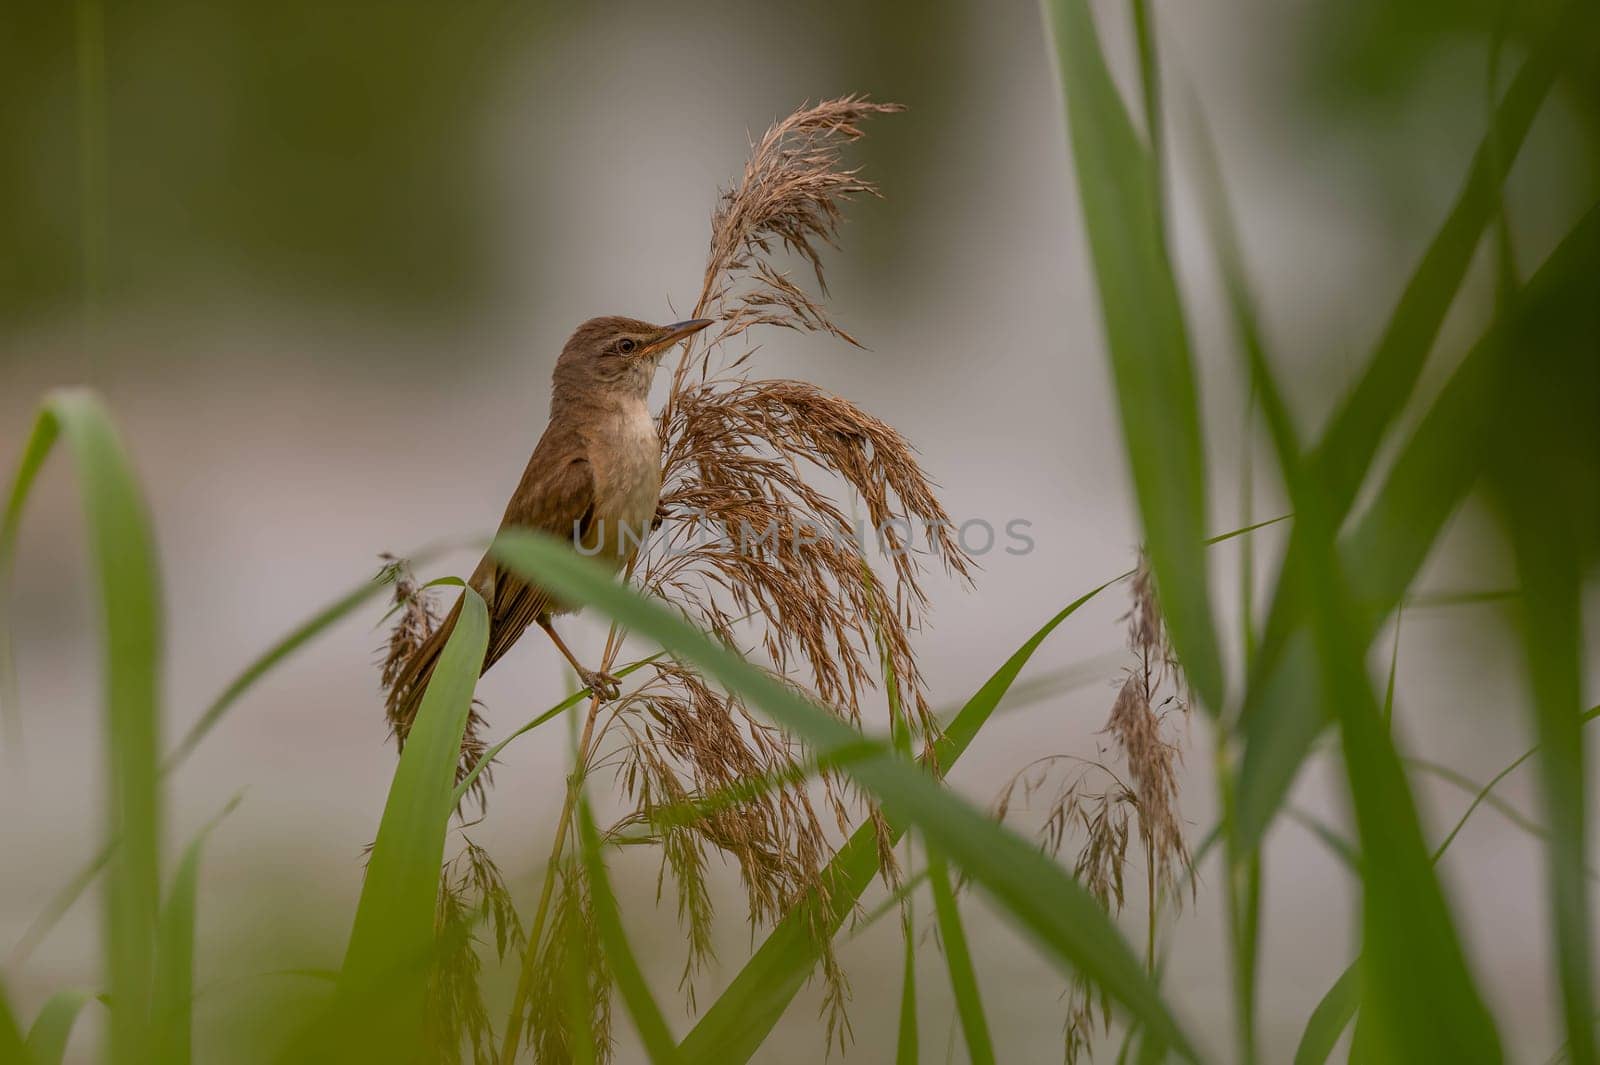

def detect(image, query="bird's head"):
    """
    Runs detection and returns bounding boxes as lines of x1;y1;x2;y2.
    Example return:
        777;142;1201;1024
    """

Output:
553;315;713;402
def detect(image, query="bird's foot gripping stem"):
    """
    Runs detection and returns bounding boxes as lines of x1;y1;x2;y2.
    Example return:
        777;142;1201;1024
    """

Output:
580;669;622;701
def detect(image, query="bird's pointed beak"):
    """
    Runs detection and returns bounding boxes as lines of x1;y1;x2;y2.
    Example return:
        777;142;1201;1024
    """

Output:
640;318;714;357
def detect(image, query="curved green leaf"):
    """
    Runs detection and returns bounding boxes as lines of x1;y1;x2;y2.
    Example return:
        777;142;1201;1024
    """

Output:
1292;964;1359;1065
21;989;96;1065
320;587;488;1058
2;391;164;1065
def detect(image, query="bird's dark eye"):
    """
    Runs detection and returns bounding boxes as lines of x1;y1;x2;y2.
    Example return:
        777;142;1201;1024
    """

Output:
617;338;637;355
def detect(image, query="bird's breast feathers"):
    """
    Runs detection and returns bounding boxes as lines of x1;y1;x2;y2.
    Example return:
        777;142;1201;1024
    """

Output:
585;400;661;560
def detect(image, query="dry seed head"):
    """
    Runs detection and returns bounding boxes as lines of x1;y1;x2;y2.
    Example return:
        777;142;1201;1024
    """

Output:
377;554;494;814
599;97;966;1042
426;840;525;1065
673;94;906;384
527;857;614;1064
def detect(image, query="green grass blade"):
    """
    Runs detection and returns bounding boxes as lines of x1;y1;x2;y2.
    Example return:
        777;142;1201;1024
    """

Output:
5;845;114;973
1234;203;1600;852
1040;0;1223;713
1227;6;1587;841
21;990;96;1065
896;901;918;1065
1;391;164;1065
150;796;239;1065
1294;706;1600;1064
577;798;683;1064
1423;707;1600;859
1244;320;1501;1061
331;588;488;1051
1307;2;1582;525
672;520;1273;1062
927;848;994;1065
1493;340;1598;1065
1247;6;1583;676
1292;964;1359;1065
493;534;1201;1062
0;411;62;755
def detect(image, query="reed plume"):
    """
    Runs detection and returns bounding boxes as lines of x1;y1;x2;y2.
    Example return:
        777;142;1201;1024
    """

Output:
503;95;973;1060
991;550;1191;1063
374;96;973;1062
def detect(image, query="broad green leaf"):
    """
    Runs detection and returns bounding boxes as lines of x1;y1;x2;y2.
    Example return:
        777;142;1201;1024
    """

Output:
328;588;488;1054
2;391;164;1065
577;799;684;1064
492;534;1201;1062
1235;203;1600;852
1041;0;1223;713
928;847;994;1065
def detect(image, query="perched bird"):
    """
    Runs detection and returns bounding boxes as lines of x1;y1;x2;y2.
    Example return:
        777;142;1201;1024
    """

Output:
387;315;712;735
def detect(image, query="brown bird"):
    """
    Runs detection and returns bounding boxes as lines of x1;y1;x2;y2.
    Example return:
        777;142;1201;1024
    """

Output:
387;315;713;735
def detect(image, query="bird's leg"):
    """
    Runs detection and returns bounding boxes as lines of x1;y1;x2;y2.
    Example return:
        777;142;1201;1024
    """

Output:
537;617;621;700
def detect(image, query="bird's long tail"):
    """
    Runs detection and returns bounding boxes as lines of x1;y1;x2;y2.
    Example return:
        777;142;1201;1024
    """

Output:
384;592;465;748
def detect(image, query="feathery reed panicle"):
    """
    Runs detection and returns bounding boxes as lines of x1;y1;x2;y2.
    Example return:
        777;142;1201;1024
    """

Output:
378;555;492;814
667;94;905;392
385;97;968;1061
527;856;613;1063
580;94;962;1046
990;550;1191;1063
426;841;526;1065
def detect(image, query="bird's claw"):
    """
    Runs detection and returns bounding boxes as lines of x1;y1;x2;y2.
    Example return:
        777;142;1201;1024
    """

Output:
581;669;622;701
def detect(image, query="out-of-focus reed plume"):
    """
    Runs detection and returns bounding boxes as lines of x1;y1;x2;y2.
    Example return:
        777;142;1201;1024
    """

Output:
991;550;1191;1063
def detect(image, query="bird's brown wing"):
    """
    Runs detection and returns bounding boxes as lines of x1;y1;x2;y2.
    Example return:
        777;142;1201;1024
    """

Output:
474;427;596;671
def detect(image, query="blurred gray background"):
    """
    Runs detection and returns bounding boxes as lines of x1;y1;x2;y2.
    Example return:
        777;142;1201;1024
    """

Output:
3;0;1597;1060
